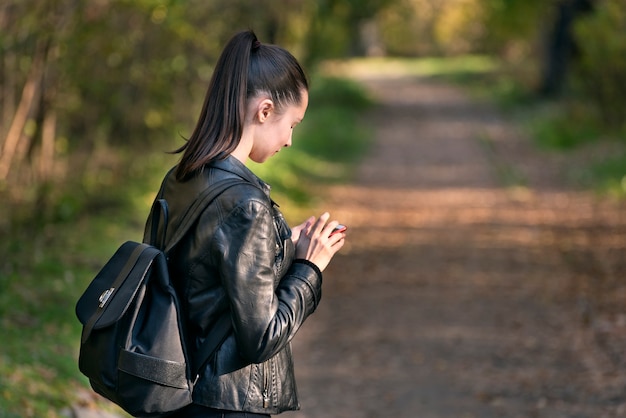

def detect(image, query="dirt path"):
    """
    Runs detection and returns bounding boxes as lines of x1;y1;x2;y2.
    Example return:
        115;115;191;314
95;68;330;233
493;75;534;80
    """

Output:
288;75;626;418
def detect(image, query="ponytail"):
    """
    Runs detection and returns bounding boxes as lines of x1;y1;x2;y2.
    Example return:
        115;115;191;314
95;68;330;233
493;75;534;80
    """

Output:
174;30;308;181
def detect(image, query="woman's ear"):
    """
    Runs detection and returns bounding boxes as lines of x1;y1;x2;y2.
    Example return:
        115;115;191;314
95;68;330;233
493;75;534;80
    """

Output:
256;99;274;123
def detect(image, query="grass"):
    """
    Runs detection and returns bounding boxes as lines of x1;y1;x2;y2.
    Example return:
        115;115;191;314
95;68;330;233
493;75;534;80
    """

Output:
584;154;626;198
522;102;626;198
0;75;373;418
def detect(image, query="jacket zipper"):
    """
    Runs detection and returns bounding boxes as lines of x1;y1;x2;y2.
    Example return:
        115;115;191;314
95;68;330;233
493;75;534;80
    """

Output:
262;361;270;408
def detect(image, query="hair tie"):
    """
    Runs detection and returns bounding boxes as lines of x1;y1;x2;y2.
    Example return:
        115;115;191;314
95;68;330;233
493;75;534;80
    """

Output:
252;40;261;51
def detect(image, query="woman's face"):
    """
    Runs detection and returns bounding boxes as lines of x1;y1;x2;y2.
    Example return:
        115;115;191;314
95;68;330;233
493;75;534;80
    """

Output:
249;90;309;163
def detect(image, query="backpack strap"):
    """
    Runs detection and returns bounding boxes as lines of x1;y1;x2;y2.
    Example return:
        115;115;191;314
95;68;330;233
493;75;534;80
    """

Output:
192;312;232;378
165;177;247;253
148;176;249;377
150;199;169;250
146;177;247;252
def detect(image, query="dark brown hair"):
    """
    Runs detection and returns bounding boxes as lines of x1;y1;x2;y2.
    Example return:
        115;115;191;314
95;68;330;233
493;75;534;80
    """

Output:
174;30;309;181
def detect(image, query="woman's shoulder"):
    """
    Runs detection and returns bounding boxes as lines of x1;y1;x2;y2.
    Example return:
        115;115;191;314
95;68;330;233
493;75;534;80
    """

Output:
217;179;272;212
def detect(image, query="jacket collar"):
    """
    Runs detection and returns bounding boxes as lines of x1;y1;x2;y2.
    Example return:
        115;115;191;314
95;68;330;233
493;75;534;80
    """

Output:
208;155;272;198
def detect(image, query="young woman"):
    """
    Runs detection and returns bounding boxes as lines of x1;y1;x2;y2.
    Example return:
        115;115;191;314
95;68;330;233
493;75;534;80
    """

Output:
147;30;346;417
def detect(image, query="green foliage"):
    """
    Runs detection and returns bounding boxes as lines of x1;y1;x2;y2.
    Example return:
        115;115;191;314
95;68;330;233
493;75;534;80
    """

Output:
1;0;312;225
528;103;601;150
304;0;401;63
378;0;488;56
0;216;141;417
294;78;373;164
308;76;373;109
481;0;550;50
587;154;626;198
0;135;174;417
572;0;626;130
0;75;372;417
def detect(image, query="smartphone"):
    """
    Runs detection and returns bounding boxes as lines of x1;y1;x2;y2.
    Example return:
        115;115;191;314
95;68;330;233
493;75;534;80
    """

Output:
330;224;347;236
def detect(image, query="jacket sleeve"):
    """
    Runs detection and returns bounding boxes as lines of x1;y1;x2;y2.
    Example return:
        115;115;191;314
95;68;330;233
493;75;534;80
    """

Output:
210;197;322;363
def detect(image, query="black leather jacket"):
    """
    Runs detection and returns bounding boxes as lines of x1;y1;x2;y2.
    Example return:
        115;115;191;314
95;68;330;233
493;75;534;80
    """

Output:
144;156;322;414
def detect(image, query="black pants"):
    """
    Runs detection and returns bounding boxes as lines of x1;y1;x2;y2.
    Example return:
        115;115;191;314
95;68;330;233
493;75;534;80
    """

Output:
170;404;271;418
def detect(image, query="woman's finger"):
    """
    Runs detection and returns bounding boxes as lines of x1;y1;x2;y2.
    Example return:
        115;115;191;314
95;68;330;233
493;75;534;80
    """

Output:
309;212;330;236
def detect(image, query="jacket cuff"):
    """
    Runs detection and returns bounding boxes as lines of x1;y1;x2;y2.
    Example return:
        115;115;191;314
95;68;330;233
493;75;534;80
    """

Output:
293;259;323;282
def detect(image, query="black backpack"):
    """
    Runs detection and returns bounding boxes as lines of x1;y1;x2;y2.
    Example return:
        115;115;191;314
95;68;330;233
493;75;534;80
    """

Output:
76;177;244;417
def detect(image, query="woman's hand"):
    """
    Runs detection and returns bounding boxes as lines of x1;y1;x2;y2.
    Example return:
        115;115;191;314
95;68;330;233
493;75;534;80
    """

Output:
290;216;315;245
292;212;346;272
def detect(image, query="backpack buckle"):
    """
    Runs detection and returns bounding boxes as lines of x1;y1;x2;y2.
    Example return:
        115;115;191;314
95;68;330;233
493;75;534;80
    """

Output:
99;288;115;308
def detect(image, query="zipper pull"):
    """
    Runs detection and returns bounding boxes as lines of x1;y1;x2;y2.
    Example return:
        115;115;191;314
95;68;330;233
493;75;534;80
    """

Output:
263;390;269;408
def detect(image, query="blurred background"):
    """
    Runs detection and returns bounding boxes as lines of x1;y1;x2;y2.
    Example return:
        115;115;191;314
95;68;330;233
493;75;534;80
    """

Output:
1;0;624;417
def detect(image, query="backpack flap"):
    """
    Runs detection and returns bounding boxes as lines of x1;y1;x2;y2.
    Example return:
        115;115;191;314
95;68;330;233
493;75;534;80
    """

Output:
76;242;160;341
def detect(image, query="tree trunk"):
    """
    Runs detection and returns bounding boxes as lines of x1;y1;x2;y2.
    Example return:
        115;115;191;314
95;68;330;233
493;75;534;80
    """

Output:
38;104;56;181
0;41;47;181
0;6;16;142
538;0;594;97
